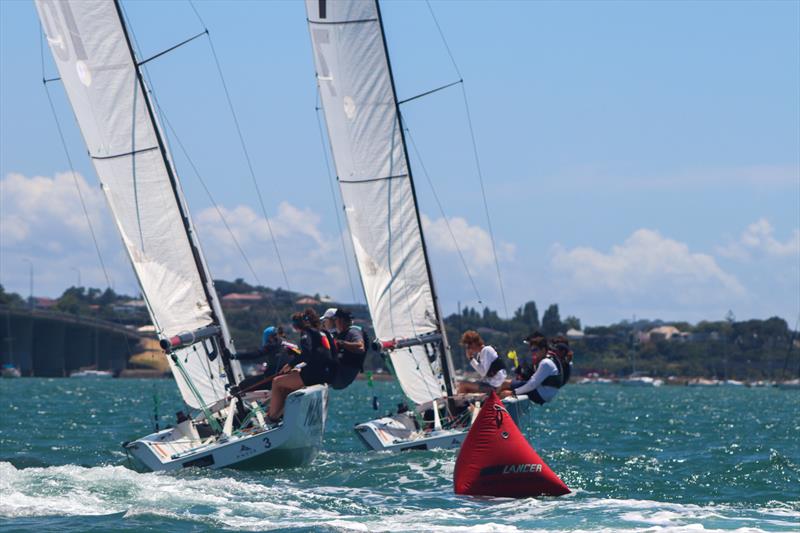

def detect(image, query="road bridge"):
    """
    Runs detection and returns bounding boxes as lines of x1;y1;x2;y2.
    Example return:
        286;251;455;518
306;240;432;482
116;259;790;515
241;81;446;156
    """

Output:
0;305;151;377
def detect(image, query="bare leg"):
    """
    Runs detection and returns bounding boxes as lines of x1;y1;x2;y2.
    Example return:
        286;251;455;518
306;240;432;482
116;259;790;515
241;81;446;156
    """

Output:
457;381;483;394
268;372;304;420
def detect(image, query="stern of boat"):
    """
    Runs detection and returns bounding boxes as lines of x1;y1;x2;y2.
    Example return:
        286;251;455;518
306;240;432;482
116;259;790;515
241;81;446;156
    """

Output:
124;384;328;472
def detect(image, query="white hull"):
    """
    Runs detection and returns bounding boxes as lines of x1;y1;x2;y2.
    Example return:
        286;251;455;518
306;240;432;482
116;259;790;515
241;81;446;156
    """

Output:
620;377;663;387
355;395;530;452
70;370;113;378
1;366;21;378
125;385;327;471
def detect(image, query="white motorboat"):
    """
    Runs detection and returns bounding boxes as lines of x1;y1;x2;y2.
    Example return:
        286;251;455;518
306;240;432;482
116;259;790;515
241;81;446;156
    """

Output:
620;375;663;387
37;0;327;470
306;0;530;452
1;364;21;378
70;369;113;378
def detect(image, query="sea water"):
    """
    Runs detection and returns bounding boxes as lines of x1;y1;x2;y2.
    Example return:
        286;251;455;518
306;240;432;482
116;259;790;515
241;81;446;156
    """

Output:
0;378;797;532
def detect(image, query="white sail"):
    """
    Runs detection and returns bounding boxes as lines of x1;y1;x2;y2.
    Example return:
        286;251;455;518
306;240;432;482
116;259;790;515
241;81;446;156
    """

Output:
306;0;452;405
36;0;239;408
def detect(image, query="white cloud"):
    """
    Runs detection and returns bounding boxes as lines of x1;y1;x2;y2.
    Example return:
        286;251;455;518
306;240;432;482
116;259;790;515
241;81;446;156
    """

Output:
0;172;356;301
421;214;515;268
550;229;745;303
716;218;800;261
0;171;135;295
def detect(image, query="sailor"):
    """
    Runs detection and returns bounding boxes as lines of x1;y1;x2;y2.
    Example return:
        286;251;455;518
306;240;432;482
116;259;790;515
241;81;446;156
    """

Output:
321;307;338;335
267;308;335;422
329;308;366;390
456;330;507;394
229;326;299;392
501;337;572;405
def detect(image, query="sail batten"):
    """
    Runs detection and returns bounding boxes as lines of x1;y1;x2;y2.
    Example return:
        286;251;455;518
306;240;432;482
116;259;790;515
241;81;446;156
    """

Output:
307;0;455;405
36;0;239;409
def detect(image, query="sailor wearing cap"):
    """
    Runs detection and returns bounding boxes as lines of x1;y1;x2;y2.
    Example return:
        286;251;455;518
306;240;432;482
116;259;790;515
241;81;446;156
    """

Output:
501;335;572;405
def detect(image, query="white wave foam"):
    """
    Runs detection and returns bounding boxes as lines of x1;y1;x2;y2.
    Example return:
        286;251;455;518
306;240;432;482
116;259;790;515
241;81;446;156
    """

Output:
1;462;797;532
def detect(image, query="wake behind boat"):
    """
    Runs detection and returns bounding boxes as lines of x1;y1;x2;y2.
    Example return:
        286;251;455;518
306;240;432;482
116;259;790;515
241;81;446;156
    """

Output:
36;0;327;471
306;0;528;452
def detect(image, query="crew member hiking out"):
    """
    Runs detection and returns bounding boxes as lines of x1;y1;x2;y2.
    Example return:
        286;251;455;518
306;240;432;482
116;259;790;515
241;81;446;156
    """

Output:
230;326;300;392
330;307;367;390
501;336;572;405
457;330;507;394
267;308;335;423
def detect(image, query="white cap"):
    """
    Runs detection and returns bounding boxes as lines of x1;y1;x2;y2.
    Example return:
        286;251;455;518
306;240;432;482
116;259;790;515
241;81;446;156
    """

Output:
322;308;338;320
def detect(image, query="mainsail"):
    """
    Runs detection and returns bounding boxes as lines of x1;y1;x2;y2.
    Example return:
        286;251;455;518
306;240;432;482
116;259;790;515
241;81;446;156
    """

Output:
306;0;456;405
36;0;241;408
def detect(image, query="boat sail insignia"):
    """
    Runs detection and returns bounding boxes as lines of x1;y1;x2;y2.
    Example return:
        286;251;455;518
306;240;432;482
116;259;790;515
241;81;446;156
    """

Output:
36;0;327;471
306;0;528;451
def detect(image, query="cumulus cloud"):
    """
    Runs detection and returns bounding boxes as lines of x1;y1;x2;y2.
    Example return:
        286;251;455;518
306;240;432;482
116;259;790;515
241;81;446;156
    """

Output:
0;171;109;251
193;201;347;295
0;172;353;300
716;219;800;261
550;229;745;303
421;214;515;268
0;171;133;295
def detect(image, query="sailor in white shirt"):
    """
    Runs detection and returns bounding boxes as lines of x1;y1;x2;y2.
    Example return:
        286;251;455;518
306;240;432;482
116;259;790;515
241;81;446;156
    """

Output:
457;330;508;393
502;340;572;405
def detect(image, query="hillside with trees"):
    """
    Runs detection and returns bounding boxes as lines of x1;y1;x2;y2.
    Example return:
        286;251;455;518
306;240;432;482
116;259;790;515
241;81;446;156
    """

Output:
2;283;797;380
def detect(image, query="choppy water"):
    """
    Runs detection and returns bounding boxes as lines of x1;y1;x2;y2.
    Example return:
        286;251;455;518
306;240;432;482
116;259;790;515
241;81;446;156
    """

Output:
0;379;797;532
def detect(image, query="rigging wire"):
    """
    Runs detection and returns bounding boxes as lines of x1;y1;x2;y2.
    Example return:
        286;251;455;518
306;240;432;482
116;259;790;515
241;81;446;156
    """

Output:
402;118;483;306
187;0;291;291
424;0;510;319
39;29;113;291
40;24;139;360
156;104;264;287
314;91;359;303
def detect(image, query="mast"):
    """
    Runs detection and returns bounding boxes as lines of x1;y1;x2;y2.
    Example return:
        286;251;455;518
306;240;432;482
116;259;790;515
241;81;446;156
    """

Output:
111;0;238;386
374;0;456;404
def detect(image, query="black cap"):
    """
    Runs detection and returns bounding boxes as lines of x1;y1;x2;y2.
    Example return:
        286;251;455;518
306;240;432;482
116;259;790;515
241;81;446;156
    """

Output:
523;331;545;344
334;308;352;321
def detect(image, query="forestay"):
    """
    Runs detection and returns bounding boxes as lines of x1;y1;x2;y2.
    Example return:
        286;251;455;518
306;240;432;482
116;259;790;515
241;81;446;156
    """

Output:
36;0;239;408
306;0;450;405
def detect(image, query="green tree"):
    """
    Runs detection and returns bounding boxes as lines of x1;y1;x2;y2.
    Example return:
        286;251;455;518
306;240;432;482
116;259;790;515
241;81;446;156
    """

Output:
514;301;540;330
541;304;562;336
563;315;581;331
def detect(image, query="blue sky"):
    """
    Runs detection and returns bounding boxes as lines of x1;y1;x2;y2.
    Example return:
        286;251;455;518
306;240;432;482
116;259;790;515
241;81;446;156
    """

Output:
1;0;798;327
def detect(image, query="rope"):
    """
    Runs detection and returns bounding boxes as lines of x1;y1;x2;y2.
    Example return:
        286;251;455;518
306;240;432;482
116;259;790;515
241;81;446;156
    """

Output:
402;120;482;306
40;33;113;291
157;106;264;286
188;0;291;291
314;92;358;303
424;0;510;319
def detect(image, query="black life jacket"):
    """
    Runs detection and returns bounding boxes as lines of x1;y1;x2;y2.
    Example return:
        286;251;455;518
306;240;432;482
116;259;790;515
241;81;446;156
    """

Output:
540;354;570;388
338;325;368;371
486;355;507;377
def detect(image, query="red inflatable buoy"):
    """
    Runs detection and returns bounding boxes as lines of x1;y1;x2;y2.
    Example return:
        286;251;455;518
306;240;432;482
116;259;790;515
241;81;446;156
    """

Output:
454;391;570;497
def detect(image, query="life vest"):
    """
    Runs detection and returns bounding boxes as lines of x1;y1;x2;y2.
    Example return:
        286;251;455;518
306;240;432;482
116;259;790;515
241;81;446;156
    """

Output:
338;325;368;371
486;355;507;378
454;391;570;497
540;353;570;388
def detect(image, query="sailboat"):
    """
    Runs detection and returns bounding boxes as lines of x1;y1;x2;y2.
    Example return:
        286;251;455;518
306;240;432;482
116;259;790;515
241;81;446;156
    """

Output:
36;0;327;471
306;0;528;451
